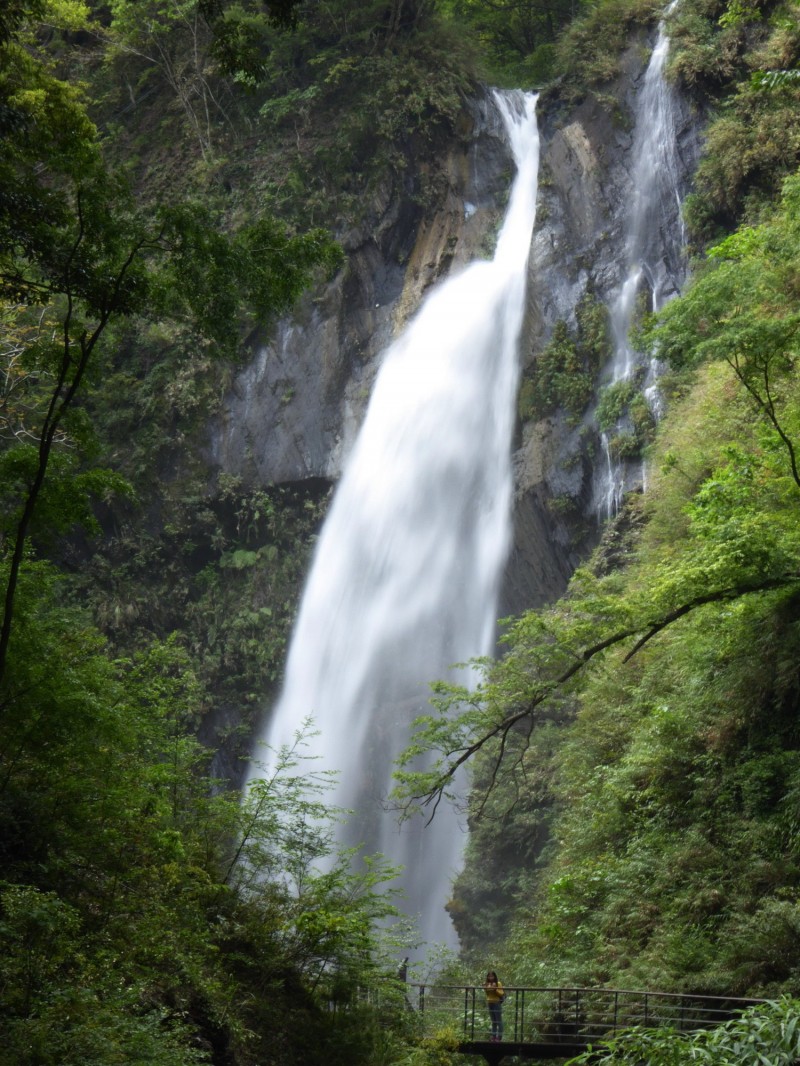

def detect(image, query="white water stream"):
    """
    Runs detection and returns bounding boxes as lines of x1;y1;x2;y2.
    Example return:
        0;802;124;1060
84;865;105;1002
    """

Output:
247;90;540;949
595;8;687;517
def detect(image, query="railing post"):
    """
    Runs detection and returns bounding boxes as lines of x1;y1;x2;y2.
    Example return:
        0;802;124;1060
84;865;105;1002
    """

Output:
463;986;469;1039
575;987;581;1034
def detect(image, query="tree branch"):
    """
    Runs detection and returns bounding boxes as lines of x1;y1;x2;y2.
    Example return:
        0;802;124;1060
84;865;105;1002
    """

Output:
403;573;800;817
727;351;800;491
0;205;151;689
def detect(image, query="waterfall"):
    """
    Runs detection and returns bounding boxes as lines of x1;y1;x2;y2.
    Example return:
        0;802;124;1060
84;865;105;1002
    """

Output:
246;90;540;950
595;7;687;518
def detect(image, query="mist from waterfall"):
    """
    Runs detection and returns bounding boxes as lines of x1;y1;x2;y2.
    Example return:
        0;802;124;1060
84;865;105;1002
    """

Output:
247;90;540;950
595;7;687;518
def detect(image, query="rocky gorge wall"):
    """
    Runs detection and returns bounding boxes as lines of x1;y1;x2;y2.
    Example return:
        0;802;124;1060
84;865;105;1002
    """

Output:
206;29;703;629
505;34;702;614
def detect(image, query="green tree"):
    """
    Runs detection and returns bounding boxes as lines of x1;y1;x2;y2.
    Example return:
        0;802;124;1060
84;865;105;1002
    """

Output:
649;171;800;489
399;158;800;1000
105;0;232;159
0;570;411;1061
448;0;575;80
0;1;341;689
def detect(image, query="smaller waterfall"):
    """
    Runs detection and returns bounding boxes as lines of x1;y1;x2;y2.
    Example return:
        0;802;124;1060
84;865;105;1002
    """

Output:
595;9;686;518
247;91;540;949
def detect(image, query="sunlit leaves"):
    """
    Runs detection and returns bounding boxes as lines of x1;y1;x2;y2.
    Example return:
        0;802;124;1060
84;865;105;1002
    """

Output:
648;170;800;489
567;997;800;1066
753;68;800;90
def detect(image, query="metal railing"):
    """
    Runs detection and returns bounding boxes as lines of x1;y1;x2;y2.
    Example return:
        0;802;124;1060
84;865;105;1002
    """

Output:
406;984;764;1046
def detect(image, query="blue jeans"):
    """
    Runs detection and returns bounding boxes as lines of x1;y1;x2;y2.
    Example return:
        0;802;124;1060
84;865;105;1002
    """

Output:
489;1002;503;1039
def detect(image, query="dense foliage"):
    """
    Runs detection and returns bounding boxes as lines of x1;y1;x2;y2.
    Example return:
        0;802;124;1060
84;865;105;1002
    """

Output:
668;0;800;241
568;997;800;1065
0;2;409;1062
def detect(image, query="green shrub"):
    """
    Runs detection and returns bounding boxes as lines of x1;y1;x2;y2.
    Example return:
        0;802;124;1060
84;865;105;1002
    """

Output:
519;294;610;422
554;0;662;89
667;0;800;239
567;998;800;1065
597;380;638;431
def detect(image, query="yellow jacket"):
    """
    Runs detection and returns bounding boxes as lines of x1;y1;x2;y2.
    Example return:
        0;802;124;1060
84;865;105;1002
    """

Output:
485;981;504;1004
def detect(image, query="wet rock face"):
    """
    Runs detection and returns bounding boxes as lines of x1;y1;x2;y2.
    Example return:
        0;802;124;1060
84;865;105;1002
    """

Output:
207;48;702;617
206;91;515;487
505;35;702;609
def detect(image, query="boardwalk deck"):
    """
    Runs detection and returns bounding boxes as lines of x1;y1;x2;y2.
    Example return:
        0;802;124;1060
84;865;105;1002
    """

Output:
458;1038;590;1063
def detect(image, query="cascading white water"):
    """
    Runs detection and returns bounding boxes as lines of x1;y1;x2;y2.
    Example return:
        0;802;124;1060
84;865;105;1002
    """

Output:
247;91;540;949
595;7;687;518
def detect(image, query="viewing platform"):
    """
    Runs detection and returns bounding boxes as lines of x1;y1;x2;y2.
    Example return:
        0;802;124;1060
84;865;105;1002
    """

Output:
404;983;764;1063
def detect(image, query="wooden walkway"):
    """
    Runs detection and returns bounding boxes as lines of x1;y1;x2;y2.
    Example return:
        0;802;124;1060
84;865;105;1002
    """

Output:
407;984;764;1063
458;1038;591;1064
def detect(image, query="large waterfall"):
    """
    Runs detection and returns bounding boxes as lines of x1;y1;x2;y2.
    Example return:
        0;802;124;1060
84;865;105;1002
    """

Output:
595;7;687;517
248;90;540;949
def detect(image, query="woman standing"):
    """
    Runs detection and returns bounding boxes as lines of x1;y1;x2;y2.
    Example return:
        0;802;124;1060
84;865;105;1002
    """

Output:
484;970;504;1042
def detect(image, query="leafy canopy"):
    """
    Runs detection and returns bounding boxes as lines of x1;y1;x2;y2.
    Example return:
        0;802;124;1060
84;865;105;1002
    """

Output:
0;0;341;686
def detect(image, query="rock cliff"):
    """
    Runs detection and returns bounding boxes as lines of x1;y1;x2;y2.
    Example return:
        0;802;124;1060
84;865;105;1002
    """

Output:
207;29;702;624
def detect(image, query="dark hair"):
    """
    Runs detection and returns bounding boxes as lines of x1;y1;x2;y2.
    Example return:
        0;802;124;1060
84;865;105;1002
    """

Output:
486;970;498;982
